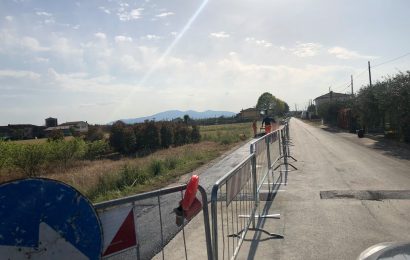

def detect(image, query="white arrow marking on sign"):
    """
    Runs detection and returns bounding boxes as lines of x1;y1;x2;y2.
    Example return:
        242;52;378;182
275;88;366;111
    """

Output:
0;222;89;260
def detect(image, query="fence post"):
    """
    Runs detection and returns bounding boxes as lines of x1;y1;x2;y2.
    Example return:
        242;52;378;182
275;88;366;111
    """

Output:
211;185;219;260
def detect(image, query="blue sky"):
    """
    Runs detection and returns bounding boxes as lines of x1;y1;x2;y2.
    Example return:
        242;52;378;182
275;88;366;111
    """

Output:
1;0;409;125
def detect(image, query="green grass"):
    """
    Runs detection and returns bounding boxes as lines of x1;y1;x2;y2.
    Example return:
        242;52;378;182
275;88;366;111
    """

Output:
88;145;221;203
200;122;253;144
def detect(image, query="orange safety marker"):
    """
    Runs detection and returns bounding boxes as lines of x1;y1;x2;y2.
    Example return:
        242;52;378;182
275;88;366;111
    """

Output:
181;175;199;211
174;175;201;226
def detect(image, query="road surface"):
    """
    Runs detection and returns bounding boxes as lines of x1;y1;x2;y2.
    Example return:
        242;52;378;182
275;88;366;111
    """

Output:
238;118;410;259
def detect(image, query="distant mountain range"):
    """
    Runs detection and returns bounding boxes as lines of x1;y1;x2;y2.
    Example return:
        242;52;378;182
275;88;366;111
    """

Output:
112;110;236;124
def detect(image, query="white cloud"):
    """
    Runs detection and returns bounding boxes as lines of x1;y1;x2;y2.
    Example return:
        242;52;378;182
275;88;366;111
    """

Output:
328;46;376;60
5;16;13;21
291;42;322;57
35;11;52;17
34;57;49;63
210;31;230;39
156;12;174;18
99;6;111;14
170;31;177;36
0;69;41;79
118;8;143;21
115;35;133;43
245;37;272;47
21;36;49;51
94;32;107;40
142;34;161;40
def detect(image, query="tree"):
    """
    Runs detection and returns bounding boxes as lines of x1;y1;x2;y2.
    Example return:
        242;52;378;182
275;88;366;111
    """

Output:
47;129;64;142
109;121;136;154
256;92;290;116
256;92;276;112
191;125;201;143
183;114;191;125
160;123;173;148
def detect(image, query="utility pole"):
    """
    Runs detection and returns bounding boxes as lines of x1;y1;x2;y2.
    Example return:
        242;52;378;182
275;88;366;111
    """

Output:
368;61;372;87
351;75;354;95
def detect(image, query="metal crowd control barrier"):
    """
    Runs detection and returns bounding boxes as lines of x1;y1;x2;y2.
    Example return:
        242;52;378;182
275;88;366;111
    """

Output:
211;154;258;260
94;185;213;260
278;118;297;170
211;119;297;259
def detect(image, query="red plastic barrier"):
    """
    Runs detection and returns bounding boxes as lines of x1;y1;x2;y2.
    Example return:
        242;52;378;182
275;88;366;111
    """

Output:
181;175;199;211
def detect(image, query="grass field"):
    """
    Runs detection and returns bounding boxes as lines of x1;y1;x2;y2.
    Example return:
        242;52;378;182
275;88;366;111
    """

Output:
1;122;254;202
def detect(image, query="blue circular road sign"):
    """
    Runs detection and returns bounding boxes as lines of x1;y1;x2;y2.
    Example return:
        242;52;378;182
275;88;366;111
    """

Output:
0;178;103;260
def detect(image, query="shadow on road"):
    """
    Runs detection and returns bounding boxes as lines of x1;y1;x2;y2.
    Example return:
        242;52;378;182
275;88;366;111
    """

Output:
244;172;284;259
317;124;410;161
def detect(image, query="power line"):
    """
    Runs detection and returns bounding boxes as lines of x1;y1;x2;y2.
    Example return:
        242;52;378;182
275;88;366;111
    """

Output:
326;51;410;94
372;52;410;69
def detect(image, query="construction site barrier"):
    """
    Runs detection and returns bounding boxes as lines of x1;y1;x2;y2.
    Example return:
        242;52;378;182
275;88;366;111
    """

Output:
211;118;295;259
211;154;257;260
94;184;213;260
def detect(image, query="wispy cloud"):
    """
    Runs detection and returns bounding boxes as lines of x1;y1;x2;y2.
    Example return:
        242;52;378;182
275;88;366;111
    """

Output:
21;36;49;51
35;11;52;17
0;69;41;79
99;6;111;14
142;34;161;40
210;31;230;38
5;16;14;21
94;32;107;40
156;12;174;18
245;37;272;47
328;46;377;60
115;35;133;43
118;8;143;21
290;42;322;57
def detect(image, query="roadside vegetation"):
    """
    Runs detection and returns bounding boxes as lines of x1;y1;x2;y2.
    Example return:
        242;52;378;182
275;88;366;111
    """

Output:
0;121;253;202
311;71;410;142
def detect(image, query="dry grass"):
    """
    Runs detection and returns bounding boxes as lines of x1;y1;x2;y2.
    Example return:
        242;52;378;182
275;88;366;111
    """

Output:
11;136;74;144
46;141;231;201
1;122;254;202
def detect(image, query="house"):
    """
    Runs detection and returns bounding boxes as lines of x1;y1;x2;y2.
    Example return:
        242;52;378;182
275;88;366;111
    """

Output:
238;108;260;120
45;117;58;127
44;126;72;136
1;124;45;140
59;121;89;133
314;91;352;108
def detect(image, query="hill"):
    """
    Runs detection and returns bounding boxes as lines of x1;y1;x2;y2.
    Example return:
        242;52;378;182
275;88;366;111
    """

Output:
112;110;236;124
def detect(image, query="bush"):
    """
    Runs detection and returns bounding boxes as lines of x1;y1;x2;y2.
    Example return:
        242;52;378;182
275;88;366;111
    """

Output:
174;124;191;146
191;125;201;143
149;159;163;176
47;130;64;141
85;140;110;160
48;138;86;168
140;121;160;151
160;123;173;148
85;126;105;142
11;143;48;177
0;141;12;170
109;121;136;154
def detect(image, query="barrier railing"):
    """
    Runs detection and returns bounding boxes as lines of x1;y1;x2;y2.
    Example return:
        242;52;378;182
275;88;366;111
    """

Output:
211;118;295;259
210;154;257;260
94;185;213;260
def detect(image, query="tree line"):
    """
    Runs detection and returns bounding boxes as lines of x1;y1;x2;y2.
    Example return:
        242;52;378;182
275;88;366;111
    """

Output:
109;120;200;155
316;71;410;142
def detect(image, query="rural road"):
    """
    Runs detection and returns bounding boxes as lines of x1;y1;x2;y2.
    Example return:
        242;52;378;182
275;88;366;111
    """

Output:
107;118;410;259
238;118;410;259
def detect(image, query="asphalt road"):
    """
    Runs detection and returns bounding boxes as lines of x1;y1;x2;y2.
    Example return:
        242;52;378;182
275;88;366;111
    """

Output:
238;118;410;259
106;118;410;260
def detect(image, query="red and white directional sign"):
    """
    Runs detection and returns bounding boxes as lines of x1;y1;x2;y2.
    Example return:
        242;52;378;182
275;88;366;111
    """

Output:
98;205;138;257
